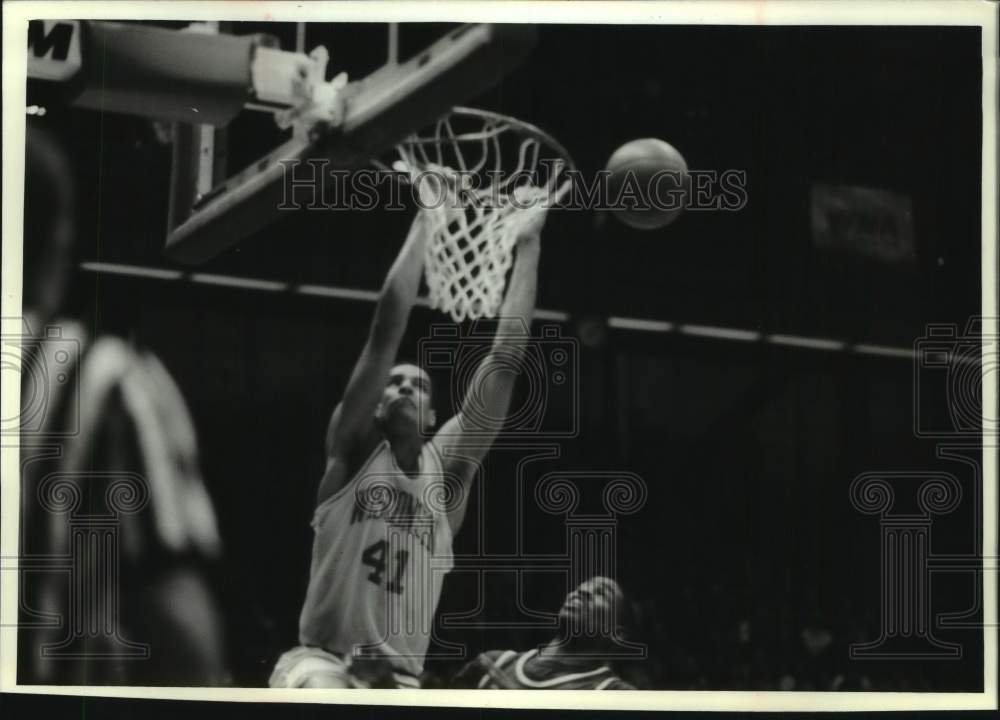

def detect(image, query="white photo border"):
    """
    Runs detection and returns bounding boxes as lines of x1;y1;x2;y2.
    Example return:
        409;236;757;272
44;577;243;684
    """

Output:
2;0;997;712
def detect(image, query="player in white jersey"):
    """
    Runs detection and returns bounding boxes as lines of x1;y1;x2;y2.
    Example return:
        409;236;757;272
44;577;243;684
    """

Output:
270;203;552;688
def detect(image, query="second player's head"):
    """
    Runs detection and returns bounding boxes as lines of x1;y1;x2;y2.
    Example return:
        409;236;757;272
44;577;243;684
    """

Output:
375;363;436;437
557;576;628;645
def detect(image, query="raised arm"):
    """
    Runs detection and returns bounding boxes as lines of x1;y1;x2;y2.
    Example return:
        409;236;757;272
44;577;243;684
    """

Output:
433;203;549;534
317;214;428;504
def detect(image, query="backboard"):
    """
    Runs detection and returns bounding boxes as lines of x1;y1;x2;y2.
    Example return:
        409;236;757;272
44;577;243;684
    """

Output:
162;22;538;265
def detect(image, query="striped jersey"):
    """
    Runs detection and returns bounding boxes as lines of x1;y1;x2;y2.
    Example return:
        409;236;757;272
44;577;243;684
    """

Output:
459;648;634;690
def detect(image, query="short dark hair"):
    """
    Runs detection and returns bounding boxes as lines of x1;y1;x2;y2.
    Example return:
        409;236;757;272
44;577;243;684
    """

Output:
390;361;432;391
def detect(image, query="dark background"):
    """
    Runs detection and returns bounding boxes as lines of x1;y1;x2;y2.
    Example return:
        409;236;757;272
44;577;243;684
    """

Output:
25;23;985;690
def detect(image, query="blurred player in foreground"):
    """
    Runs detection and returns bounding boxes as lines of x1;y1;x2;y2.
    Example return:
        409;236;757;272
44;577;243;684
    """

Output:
18;125;226;686
454;576;636;690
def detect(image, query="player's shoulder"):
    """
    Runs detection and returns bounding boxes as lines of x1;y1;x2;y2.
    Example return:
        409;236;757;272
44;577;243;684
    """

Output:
315;434;388;509
424;435;447;469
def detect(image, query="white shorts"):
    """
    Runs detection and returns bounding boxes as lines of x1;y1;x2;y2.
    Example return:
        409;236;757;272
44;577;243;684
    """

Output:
269;646;420;689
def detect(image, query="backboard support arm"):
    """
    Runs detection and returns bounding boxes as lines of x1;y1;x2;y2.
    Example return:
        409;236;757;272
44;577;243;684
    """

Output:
163;23;537;265
26;20;538;265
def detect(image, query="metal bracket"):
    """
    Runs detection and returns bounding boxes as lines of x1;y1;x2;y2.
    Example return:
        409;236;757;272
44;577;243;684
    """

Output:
272;46;348;142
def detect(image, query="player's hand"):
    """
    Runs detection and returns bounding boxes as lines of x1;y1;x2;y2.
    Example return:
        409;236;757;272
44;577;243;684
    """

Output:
513;179;571;246
406;161;454;211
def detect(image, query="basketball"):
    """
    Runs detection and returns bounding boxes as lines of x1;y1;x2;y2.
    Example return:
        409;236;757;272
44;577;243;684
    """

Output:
605;138;689;230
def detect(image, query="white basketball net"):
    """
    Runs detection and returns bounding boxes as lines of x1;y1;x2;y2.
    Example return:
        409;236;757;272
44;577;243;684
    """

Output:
394;108;572;322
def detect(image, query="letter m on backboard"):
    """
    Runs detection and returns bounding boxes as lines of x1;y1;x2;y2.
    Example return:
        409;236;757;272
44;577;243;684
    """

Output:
28;20;82;82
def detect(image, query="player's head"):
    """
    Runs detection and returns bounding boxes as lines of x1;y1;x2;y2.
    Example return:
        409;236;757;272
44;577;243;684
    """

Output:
374;363;436;437
557;576;628;644
24;125;76;324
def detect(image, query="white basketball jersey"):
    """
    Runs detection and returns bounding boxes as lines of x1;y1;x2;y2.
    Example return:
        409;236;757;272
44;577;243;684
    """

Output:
298;440;454;677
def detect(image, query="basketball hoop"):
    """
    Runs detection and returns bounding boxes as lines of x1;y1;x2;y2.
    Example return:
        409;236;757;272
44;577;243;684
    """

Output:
389;108;574;322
